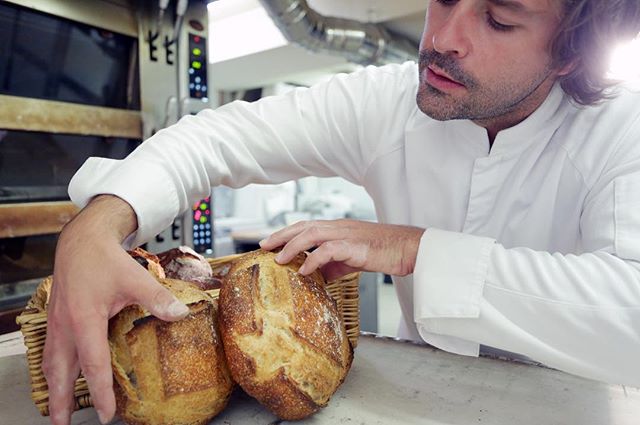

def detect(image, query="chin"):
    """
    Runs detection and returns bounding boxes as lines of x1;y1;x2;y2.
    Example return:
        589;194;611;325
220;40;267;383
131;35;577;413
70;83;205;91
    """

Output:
416;90;457;121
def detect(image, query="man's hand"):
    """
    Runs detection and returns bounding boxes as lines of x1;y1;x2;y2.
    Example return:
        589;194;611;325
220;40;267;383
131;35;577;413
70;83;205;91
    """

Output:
259;219;425;280
43;195;189;425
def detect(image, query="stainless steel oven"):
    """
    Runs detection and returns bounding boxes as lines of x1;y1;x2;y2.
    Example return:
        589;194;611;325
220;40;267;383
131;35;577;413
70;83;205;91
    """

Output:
0;0;212;333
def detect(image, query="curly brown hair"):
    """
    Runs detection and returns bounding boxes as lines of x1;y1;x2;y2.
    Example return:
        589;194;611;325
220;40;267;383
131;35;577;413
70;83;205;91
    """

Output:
552;0;640;105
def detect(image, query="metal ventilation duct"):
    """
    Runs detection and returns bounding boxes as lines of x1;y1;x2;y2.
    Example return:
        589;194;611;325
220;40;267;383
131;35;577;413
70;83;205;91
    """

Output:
258;0;418;65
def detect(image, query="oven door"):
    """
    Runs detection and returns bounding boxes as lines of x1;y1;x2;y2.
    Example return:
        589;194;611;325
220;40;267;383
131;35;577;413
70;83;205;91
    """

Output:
0;0;141;333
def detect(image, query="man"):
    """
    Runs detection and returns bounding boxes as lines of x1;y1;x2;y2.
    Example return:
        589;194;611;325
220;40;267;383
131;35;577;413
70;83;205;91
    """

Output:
44;0;640;424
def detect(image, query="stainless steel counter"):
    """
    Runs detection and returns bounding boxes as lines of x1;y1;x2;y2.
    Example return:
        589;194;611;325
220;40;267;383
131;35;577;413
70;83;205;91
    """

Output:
1;332;639;424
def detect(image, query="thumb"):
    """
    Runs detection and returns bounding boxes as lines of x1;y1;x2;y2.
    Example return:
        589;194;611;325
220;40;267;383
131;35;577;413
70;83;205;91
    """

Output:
127;272;190;321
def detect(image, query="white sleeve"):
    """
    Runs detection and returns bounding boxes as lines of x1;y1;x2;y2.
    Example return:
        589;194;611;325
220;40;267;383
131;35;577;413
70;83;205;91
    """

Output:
68;63;418;247
413;170;640;386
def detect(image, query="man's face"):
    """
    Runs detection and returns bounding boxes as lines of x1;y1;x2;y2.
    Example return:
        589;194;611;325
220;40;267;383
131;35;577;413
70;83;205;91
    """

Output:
417;0;564;123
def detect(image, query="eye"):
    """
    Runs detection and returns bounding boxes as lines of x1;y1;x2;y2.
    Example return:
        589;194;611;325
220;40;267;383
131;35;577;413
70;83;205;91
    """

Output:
486;13;515;32
434;0;457;6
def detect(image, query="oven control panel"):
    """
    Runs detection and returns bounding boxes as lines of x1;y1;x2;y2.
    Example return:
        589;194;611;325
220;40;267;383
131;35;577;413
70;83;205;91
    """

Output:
192;196;212;254
188;34;207;100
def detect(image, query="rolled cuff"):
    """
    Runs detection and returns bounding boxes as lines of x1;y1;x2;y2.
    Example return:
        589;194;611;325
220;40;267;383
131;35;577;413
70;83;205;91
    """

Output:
68;157;180;248
413;228;495;319
417;326;480;357
411;228;495;356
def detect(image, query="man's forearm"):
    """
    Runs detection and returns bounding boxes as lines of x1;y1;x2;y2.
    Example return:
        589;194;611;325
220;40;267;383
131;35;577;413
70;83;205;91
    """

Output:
63;195;138;244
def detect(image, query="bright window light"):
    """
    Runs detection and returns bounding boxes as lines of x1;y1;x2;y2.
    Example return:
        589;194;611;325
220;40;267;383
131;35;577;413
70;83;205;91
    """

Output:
609;36;640;81
208;0;288;64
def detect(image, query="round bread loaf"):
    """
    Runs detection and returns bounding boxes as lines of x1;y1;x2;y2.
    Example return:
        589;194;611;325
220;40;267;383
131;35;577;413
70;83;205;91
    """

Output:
157;246;221;290
108;278;234;425
219;249;353;420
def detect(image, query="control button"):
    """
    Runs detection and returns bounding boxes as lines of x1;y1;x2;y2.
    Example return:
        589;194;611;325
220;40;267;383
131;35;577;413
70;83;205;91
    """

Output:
189;68;194;74
195;76;201;83
189;21;205;32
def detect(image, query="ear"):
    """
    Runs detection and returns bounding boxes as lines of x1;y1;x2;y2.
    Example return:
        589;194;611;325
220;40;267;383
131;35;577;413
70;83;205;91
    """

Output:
556;59;577;77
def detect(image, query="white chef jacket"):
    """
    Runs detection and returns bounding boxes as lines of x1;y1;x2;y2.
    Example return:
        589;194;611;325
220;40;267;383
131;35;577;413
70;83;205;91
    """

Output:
69;62;640;386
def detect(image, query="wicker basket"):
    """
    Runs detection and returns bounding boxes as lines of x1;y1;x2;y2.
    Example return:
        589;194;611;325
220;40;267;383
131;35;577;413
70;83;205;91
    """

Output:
16;253;360;416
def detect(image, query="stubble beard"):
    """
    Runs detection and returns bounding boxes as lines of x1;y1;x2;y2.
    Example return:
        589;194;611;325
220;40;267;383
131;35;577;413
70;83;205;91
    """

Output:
416;49;554;122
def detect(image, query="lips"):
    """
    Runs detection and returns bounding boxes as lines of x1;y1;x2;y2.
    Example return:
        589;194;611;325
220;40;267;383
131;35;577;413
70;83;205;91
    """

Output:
424;66;466;91
428;66;463;86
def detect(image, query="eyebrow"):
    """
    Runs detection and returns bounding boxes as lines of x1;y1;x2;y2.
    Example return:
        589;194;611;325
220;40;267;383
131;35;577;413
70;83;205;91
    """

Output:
487;0;531;14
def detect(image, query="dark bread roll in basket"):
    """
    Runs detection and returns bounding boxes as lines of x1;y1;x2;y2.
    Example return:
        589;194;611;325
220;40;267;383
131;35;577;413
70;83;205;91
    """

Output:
218;249;353;420
157;246;222;290
108;278;234;425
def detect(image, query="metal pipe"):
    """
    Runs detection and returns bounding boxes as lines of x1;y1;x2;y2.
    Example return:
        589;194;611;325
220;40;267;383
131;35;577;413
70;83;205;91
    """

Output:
258;0;417;65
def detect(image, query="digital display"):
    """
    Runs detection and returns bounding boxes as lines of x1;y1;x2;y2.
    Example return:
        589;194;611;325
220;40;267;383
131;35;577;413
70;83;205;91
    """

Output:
188;34;207;100
192;197;212;254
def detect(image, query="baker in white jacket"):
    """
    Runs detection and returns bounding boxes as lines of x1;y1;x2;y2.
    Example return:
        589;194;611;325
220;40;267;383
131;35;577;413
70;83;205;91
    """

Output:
44;1;640;424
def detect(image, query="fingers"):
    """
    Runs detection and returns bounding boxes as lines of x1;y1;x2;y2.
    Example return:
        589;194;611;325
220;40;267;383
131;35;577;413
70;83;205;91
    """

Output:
43;314;80;425
299;240;364;275
72;313;115;424
259;220;310;251
125;259;189;321
259;220;368;277
274;228;324;265
267;221;347;265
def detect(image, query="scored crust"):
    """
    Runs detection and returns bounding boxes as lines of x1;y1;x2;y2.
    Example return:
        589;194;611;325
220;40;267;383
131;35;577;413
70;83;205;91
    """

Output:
219;249;353;420
109;278;234;425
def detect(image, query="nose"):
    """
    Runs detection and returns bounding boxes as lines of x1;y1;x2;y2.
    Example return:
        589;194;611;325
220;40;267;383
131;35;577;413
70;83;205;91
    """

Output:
431;4;471;58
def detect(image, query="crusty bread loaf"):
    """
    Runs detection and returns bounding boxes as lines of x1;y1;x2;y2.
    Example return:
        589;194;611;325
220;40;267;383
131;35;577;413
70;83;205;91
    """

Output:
128;248;166;279
218;249;353;420
108;278;234;425
157;246;221;290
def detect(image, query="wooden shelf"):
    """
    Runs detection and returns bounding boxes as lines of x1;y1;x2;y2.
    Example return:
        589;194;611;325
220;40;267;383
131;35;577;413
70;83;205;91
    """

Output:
0;201;79;238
